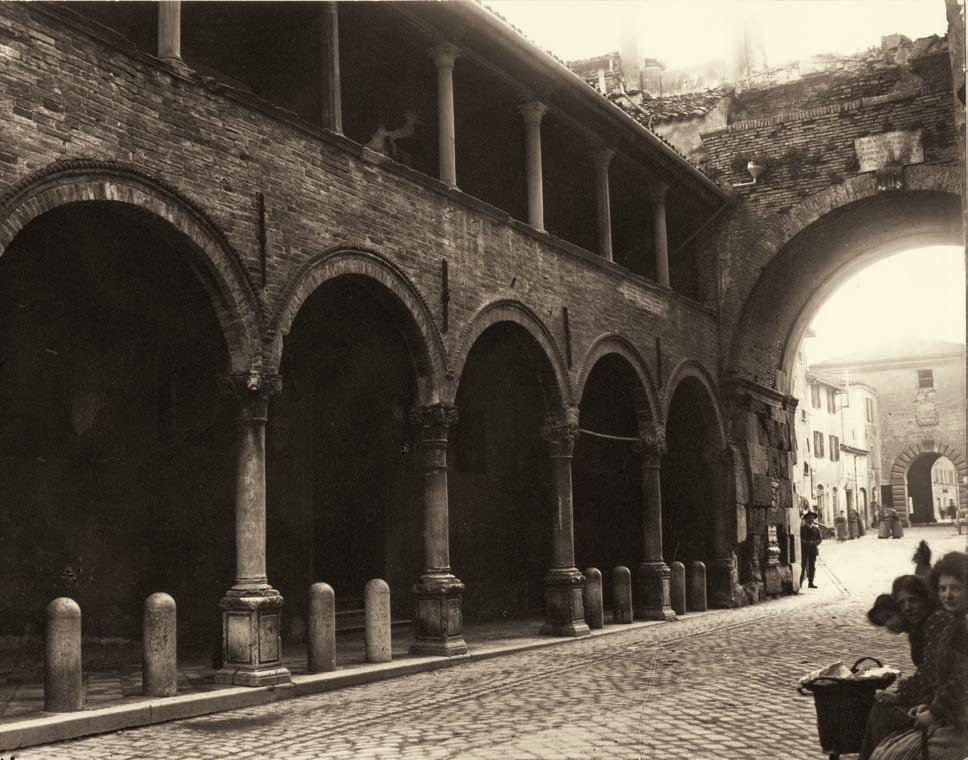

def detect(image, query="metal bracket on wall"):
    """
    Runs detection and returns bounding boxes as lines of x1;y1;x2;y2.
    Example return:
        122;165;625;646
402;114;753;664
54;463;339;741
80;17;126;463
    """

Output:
441;259;450;333
256;191;267;288
562;306;572;368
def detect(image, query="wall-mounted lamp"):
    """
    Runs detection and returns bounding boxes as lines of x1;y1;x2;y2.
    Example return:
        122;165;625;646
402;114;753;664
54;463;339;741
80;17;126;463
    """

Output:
733;158;766;188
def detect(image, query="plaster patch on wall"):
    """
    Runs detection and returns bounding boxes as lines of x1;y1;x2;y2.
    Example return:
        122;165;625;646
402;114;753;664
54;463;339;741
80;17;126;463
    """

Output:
617;282;668;316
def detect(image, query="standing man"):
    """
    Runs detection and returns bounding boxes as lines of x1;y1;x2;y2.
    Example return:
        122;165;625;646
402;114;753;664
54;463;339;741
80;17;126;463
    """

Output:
800;510;822;589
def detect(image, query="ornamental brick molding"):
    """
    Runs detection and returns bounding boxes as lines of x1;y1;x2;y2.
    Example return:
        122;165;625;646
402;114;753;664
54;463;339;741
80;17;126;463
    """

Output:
452;299;572;412
268;247;450;405
661;358;727;449
0;160;264;374
574;333;660;427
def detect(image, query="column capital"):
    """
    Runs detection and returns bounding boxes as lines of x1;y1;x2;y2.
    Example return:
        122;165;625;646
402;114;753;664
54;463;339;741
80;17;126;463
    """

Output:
430;42;461;69
518;100;549;125
542;416;579;457
647;182;669;204
409;403;459;431
635;422;667;464
592;146;614;170
220;372;283;420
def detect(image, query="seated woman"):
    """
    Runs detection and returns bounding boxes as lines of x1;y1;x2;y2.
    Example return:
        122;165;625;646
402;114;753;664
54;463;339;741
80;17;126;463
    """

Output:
859;574;943;759
870;552;968;760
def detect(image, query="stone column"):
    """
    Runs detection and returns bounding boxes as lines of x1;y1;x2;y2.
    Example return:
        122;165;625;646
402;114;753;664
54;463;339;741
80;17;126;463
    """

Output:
320;2;343;134
650;183;670;287
215;371;290;687
519;101;549;231
157;1;182;64
431;43;460;189
635;423;675;620
409;403;467;656
704;446;740;608
592;148;614;261
540;412;590;637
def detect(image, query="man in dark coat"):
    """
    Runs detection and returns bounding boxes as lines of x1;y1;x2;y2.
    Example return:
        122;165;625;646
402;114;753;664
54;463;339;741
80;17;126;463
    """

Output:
800;510;822;589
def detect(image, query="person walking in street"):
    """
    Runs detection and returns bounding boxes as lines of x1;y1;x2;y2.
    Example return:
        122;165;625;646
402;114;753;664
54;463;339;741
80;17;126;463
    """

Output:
835;510;848;542
800;510;822;589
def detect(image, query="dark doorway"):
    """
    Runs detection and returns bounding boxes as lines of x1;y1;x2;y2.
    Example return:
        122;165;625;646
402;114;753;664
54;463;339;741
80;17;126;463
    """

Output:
449;324;554;619
906;453;941;524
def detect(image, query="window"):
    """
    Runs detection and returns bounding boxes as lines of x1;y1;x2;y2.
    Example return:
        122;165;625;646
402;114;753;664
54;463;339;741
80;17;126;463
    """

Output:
826;388;837;413
813;431;824;458
829;435;840;461
801;408;807;422
803;462;809;476
810;384;821;408
865;397;874;422
918;369;934;389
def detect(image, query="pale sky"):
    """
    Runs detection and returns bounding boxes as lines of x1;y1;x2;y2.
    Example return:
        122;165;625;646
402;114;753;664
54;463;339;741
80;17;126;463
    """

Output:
487;1;949;68
806;246;967;362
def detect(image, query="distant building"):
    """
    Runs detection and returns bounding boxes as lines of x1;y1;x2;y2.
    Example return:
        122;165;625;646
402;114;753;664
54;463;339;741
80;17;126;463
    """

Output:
812;340;967;524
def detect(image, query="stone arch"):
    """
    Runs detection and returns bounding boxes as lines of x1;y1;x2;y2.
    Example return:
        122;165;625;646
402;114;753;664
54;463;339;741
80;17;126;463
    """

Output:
662;359;726;447
452;299;571;413
727;165;963;393
889;439;968;513
575;333;659;431
0;159;262;372
269;247;449;406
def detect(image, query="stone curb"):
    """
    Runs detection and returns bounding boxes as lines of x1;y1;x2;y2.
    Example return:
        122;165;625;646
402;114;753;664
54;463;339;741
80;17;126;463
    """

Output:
0;616;679;752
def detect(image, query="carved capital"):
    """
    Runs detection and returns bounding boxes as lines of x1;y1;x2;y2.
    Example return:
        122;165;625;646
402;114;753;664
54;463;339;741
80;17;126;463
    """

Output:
592;146;614;171
647;182;669;205
518;100;548;125
430;42;460;70
635;423;666;465
220;371;283;420
541;417;579;457
409;404;457;470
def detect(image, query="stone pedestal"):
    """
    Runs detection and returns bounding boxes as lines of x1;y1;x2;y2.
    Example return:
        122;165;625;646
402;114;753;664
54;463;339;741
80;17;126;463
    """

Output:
635;560;676;620
215;589;289;686
411;577;468;656
540;567;590;637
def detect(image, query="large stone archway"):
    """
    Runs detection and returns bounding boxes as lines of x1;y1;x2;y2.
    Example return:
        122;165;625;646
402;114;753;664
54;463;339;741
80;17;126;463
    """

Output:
890;440;968;522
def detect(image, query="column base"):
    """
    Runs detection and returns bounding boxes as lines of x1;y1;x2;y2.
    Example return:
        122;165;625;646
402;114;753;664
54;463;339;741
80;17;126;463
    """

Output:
214;586;291;687
634;560;677;621
409;574;468;657
541;567;590;637
706;555;743;608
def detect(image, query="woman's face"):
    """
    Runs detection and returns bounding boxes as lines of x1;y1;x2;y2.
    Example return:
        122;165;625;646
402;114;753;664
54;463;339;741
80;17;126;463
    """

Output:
895;589;928;624
937;574;967;615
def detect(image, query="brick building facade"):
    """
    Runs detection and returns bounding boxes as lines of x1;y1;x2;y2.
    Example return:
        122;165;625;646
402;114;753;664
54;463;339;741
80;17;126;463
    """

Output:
0;1;962;685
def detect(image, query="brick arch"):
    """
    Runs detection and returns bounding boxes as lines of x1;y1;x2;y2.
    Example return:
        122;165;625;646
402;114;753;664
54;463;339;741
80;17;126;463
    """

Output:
889;440;968;512
0;160;262;373
662;359;726;448
575;333;659;430
452;299;571;413
727;165;963;393
269;247;449;406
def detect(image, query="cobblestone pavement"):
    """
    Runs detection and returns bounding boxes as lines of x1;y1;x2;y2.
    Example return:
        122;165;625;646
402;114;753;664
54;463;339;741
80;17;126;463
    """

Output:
19;526;968;760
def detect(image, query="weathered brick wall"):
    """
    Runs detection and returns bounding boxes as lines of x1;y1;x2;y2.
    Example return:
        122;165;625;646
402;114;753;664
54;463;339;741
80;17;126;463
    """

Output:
0;3;721;417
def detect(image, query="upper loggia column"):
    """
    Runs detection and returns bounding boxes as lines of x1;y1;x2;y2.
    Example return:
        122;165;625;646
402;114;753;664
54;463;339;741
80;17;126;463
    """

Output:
635;423;676;620
215;371;290;687
157;1;182;64
592;147;614;261
431;43;460;189
320;2;343;134
540;410;590;637
519;101;549;231
650;183;670;287
409;403;467;657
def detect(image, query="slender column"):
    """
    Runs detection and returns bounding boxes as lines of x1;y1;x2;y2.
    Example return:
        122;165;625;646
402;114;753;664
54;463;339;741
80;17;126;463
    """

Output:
157;1;182;64
540;412;590;637
215;371;290;687
635;423;675;620
704;445;739;608
650;183;670;287
320;3;343;134
409;404;467;656
431;43;460;189
519;101;549;231
592;147;614;261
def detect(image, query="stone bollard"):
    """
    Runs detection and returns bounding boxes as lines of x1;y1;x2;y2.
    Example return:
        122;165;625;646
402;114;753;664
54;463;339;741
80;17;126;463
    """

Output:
308;582;337;672
670;561;686;616
582;567;603;629
612;566;633;624
45;597;83;712
687;561;707;612
364;578;391;663
143;592;177;697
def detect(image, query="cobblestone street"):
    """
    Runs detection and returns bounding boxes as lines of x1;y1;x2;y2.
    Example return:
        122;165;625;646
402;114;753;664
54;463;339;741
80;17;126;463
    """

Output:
18;526;967;759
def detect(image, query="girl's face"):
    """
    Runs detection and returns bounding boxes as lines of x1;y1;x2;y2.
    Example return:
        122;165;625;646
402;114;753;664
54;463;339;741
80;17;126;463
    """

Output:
937;574;967;615
895;589;928;624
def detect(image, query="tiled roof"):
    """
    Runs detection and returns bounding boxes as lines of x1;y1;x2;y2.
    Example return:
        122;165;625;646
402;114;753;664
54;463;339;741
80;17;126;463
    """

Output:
622;88;731;125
